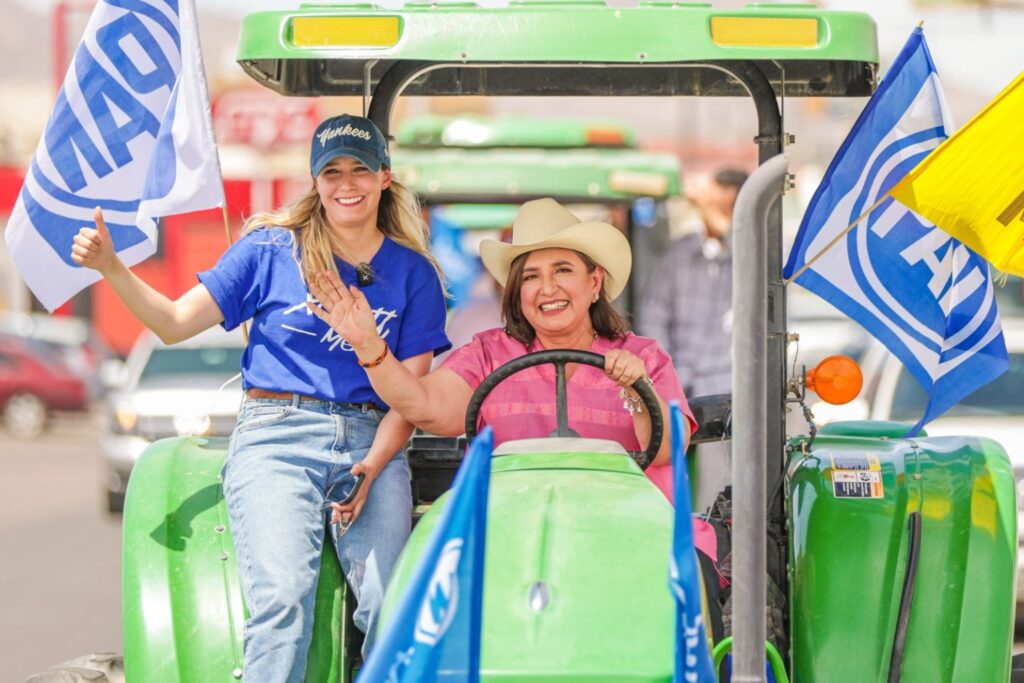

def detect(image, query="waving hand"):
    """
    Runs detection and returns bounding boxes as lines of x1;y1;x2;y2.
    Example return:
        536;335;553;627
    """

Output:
307;271;381;353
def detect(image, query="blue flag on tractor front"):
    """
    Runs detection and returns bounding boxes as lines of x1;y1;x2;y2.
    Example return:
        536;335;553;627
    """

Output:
4;0;224;311
668;402;716;683
783;28;1008;435
358;427;494;683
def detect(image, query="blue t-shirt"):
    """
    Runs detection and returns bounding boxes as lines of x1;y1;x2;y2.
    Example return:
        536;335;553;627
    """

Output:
198;227;451;406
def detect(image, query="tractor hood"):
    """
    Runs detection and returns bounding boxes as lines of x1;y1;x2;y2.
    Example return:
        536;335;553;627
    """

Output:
381;440;677;682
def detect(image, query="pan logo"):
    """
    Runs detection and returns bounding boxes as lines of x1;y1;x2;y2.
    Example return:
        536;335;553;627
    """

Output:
849;188;994;375
851;140;944;329
22;6;181;266
844;112;994;373
852;199;987;340
414;538;464;646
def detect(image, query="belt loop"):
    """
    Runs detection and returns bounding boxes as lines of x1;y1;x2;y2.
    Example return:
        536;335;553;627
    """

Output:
291;393;301;408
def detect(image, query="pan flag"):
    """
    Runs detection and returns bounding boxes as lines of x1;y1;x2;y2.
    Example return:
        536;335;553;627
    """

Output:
4;0;224;311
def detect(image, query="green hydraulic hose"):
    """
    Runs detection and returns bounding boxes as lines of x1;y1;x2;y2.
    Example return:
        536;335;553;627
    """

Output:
711;636;789;683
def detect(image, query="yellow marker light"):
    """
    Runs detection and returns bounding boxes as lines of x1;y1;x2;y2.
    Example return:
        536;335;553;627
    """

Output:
806;355;863;406
608;171;669;197
710;17;818;49
291;17;401;48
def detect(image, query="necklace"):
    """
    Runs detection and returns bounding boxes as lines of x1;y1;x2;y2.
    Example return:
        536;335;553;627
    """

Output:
356;262;374;286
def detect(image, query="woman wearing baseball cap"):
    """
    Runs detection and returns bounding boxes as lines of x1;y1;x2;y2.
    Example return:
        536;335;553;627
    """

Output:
309;197;699;491
72;114;450;680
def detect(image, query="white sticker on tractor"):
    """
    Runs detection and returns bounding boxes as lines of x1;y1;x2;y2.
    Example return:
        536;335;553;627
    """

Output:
832;470;884;499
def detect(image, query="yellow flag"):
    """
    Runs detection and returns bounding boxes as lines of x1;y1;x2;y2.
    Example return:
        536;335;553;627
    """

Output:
889;71;1024;276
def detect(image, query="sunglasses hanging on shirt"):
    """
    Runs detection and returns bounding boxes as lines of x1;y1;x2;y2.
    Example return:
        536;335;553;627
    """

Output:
356;262;374;287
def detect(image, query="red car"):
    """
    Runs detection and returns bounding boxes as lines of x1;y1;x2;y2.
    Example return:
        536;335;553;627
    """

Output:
0;335;88;438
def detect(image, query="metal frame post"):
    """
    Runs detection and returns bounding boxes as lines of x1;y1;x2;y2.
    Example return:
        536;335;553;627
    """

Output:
731;154;788;682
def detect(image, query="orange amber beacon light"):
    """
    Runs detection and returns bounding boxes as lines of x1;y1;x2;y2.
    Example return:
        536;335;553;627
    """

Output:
806;355;863;405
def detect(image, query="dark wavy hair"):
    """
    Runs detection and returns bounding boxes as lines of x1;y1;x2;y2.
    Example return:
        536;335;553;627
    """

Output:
500;250;629;345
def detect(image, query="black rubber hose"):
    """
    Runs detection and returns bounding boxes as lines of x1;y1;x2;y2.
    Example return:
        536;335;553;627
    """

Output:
887;511;922;683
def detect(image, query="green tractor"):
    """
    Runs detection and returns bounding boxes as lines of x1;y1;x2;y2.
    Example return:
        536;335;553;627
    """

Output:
118;4;1016;682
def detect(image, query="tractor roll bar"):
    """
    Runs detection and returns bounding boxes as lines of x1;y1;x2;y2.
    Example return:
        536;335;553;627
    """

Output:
364;60;791;675
366;61;789;531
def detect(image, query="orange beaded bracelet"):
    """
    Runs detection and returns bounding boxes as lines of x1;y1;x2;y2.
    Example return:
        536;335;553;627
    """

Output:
358;341;389;368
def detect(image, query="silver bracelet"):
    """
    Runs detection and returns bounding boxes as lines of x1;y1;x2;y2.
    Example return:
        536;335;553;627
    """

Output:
620;387;644;415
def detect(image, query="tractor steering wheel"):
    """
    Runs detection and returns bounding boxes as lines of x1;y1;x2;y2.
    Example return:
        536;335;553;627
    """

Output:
463;349;664;469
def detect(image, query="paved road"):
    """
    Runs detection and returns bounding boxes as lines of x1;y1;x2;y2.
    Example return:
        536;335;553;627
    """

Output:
0;412;122;682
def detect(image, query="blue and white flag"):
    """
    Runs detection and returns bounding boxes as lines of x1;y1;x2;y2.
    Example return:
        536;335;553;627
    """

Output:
783;28;1008;435
5;0;224;311
358;427;494;683
668;402;716;683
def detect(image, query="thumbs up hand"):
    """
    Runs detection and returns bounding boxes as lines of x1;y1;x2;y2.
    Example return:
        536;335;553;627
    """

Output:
71;207;119;275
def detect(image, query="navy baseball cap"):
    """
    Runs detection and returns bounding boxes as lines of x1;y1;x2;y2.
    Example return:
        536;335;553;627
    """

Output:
310;114;391;177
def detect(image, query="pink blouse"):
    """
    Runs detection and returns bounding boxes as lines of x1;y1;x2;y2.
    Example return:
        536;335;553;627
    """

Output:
440;328;716;562
440;328;698;495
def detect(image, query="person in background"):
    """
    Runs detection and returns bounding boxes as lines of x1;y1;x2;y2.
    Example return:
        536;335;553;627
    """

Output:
639;167;747;513
640;167;748;398
71;114;450;681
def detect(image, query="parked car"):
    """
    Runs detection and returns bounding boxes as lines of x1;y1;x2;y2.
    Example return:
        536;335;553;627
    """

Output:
100;327;246;512
0;335;89;438
862;319;1024;609
0;312;115;399
787;288;872;368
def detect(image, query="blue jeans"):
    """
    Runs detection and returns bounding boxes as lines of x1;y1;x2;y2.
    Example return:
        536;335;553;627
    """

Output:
223;396;412;683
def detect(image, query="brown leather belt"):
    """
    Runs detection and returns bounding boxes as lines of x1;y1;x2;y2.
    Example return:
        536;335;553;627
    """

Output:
246;388;383;412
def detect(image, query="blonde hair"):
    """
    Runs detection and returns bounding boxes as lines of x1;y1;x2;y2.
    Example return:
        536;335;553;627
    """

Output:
242;178;446;293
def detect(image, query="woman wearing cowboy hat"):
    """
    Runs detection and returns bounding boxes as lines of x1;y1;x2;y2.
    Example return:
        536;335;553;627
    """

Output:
308;198;696;488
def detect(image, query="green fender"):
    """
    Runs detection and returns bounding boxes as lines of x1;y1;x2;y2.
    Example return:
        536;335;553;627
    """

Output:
789;422;1016;682
382;447;686;683
121;436;350;682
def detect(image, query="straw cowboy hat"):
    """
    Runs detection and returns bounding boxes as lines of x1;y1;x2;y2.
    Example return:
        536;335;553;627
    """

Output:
479;198;633;300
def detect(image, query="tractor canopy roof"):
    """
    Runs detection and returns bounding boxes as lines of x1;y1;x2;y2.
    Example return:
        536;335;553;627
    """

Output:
237;2;879;103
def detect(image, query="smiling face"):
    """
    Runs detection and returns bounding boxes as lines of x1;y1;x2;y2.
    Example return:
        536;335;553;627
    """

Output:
517;248;604;341
314;156;392;232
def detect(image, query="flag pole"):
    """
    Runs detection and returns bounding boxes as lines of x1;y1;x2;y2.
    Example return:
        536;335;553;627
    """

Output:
783;194;889;285
221;204;233;247
221;203;250;344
